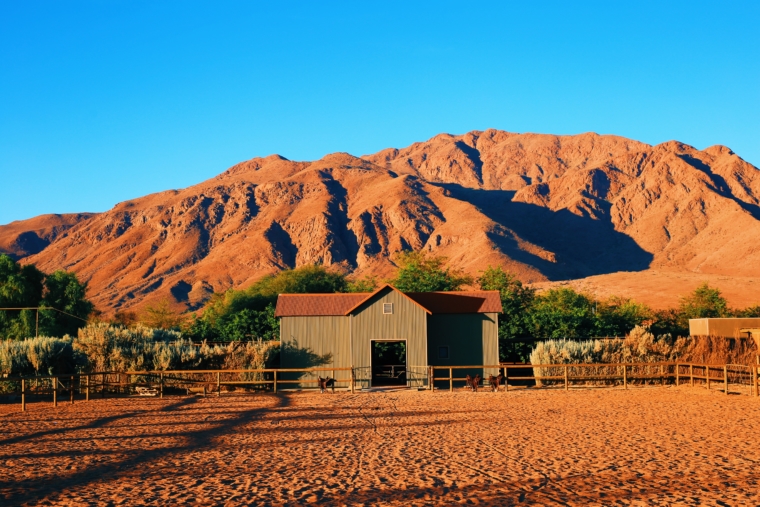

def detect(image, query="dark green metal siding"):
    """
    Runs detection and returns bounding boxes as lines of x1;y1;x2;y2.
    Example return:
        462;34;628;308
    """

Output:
427;312;499;387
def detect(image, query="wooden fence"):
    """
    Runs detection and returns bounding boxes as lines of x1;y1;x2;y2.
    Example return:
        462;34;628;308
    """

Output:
1;362;757;412
432;362;759;396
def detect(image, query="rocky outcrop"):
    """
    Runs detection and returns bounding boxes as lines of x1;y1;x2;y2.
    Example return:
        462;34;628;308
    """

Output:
3;130;758;313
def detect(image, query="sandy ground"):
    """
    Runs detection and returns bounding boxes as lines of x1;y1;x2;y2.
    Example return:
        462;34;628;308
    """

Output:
1;387;758;506
533;269;760;310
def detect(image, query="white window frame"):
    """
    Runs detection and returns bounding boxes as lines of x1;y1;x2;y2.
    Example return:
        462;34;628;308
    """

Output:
383;303;393;315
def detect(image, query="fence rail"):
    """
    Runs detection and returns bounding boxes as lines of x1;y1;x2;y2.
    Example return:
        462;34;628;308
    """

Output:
1;362;757;412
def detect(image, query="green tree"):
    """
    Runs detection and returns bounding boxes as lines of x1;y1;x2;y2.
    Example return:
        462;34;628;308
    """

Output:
734;305;760;318
216;304;279;341
39;270;94;337
678;283;729;319
141;298;185;330
0;254;45;339
594;296;652;337
477;266;535;362
346;274;378;293
387;250;472;292
250;265;348;296
530;287;596;339
187;265;347;342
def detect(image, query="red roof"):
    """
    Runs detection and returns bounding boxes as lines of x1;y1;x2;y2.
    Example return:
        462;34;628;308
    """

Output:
406;291;503;314
274;293;367;317
275;285;502;317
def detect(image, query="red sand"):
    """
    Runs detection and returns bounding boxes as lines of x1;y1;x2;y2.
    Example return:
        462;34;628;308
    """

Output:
1;387;758;506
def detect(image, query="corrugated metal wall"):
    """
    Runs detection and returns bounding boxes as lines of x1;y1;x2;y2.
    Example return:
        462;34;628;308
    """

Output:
280;315;351;388
351;287;428;387
427;312;499;388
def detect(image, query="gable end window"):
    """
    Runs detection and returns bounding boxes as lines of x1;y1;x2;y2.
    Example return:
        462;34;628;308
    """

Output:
383;303;393;314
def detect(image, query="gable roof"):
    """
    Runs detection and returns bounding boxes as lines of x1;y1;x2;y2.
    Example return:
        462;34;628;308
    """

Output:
275;285;502;317
343;284;432;316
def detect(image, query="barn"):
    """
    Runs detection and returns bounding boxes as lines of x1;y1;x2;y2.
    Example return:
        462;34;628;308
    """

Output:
275;284;502;389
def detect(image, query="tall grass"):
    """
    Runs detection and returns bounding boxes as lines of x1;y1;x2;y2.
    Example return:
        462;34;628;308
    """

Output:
0;336;84;376
0;324;281;378
530;326;759;386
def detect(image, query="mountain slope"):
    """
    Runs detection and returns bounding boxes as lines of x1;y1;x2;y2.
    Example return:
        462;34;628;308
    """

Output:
5;130;759;313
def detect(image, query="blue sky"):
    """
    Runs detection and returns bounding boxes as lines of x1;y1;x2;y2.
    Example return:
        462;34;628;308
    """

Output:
1;1;758;225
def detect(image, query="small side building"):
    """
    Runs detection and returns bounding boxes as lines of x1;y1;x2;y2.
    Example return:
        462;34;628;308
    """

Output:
275;284;502;389
689;318;760;341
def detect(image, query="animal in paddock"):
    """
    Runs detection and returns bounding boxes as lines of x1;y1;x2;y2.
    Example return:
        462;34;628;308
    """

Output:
317;376;334;393
464;374;481;392
488;373;505;392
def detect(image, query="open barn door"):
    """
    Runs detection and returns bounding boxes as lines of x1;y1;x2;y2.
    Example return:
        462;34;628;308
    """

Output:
371;340;407;387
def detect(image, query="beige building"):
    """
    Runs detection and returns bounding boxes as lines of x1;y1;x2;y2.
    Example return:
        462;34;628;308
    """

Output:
275;284;502;389
689;318;760;345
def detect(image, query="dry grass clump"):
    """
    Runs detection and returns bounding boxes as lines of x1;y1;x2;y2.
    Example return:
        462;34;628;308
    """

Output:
0;336;84;377
678;335;758;365
530;326;758;386
1;324;281;381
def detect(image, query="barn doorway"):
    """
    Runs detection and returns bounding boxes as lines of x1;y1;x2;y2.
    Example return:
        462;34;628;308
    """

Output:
371;340;407;386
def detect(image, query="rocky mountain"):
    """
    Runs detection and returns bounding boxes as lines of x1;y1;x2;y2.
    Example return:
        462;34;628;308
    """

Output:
4;130;760;313
0;213;95;260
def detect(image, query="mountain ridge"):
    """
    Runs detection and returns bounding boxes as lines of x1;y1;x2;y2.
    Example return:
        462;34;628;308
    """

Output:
3;129;759;313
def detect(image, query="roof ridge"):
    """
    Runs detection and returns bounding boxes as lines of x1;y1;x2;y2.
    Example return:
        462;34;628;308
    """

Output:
277;293;370;297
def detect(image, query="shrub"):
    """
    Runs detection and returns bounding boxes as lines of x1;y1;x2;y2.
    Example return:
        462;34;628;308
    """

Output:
0;339;31;375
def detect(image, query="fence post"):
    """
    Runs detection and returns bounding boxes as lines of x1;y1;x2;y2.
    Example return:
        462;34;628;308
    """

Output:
753;363;758;397
449;367;453;392
85;374;90;401
53;377;58;407
21;378;26;412
675;363;679;386
159;372;164;399
661;364;665;386
504;366;508;393
564;365;569;391
70;376;75;404
352;367;356;394
690;364;693;386
273;370;277;394
706;366;711;391
724;365;728;395
623;364;627;389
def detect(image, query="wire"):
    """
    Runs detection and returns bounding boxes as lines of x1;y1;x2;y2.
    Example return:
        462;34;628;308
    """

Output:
0;306;89;322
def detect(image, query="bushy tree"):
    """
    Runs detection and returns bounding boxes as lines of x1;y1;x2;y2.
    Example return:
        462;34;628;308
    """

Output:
346;274;378;293
0;255;45;339
187;265;348;342
387;251;472;292
140;298;185;330
530;288;596;339
477;266;535;362
678;283;729;320
251;265;348;296
40;270;94;337
594;296;652;337
0;255;92;339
